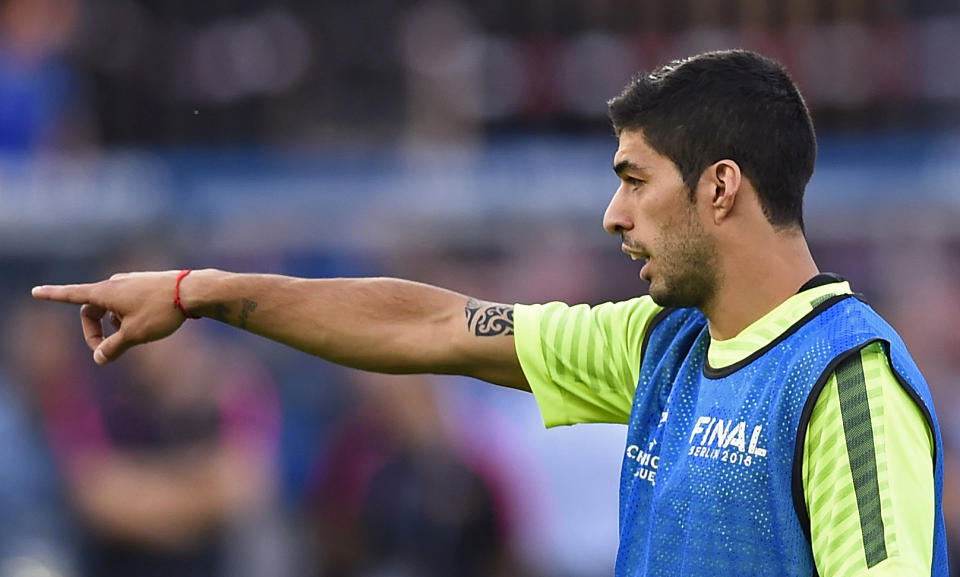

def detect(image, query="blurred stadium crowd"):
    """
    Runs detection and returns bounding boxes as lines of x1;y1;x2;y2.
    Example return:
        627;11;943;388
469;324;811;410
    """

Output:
0;0;959;576
4;0;960;149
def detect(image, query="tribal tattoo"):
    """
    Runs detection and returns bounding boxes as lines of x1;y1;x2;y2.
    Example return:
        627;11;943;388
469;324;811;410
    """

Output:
211;299;259;329
212;303;231;324
239;298;258;330
465;297;514;336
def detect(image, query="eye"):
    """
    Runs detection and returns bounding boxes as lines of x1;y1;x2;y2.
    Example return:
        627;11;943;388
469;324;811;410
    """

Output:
624;176;643;187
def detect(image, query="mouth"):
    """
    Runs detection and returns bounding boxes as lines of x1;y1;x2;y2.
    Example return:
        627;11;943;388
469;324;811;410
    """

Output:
621;244;650;262
621;243;652;280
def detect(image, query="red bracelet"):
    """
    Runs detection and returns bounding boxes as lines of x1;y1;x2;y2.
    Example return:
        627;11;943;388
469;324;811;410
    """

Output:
174;269;200;319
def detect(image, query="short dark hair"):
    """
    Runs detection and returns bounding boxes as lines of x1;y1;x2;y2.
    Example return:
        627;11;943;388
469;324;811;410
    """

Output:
608;49;816;231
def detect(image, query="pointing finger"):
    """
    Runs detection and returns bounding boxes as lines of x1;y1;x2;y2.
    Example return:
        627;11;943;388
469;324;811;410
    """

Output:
32;283;97;305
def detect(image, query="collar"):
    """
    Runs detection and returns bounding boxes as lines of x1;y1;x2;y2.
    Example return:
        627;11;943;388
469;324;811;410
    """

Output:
706;274;853;369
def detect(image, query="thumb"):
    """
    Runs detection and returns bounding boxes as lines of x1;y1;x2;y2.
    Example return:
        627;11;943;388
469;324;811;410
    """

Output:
94;330;134;365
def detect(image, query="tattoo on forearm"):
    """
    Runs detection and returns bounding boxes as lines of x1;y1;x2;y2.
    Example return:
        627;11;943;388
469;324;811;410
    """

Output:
465;298;514;336
213;304;231;324
239;298;258;330
210;300;258;329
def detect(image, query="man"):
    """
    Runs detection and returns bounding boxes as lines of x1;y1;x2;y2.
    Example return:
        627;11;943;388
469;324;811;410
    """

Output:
33;50;948;576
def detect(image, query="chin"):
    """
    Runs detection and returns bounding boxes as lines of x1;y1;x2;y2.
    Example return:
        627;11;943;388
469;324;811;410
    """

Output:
647;281;671;307
648;279;703;309
648;291;674;308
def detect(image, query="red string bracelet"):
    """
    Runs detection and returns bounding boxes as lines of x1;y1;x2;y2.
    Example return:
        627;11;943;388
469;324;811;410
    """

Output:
174;269;200;319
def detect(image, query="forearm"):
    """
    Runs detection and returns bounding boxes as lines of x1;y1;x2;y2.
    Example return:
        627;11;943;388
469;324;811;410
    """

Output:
32;268;527;388
180;270;477;375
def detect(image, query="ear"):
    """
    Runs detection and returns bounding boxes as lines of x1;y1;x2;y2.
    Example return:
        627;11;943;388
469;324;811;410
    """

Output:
701;159;742;225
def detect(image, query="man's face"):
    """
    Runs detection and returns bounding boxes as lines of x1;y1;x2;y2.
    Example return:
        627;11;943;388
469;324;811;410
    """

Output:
604;129;720;308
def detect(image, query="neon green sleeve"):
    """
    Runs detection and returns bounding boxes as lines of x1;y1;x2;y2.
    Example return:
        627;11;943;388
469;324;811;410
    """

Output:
803;342;934;577
513;297;663;428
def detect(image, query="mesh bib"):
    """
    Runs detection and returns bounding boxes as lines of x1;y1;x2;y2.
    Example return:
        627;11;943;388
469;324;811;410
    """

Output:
615;296;947;577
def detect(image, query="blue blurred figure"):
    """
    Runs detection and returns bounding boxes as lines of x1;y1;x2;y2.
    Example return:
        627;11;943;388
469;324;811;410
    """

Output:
0;302;78;577
0;0;83;151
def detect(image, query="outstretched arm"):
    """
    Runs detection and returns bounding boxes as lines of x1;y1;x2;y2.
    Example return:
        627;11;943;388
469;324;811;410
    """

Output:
32;269;528;390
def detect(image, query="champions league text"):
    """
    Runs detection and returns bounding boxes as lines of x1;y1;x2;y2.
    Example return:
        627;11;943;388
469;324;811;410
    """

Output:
625;415;769;486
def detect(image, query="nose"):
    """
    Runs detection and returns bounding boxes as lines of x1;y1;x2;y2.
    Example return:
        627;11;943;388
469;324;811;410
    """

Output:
603;187;633;235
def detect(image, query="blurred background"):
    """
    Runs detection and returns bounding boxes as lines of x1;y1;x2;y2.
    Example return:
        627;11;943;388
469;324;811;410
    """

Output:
0;0;959;575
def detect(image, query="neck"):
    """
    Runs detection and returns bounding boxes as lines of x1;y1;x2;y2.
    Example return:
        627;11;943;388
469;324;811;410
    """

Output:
701;230;819;341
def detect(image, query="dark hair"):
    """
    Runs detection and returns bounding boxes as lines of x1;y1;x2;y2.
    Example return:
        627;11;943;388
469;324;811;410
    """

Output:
608;49;816;231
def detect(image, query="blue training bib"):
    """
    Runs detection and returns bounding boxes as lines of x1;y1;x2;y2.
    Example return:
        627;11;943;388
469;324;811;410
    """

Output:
615;295;948;577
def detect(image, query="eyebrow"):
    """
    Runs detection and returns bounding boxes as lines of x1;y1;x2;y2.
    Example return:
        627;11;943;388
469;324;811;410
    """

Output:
613;160;645;177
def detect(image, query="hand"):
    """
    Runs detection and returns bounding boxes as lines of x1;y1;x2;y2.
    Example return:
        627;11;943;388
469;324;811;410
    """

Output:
32;271;189;365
